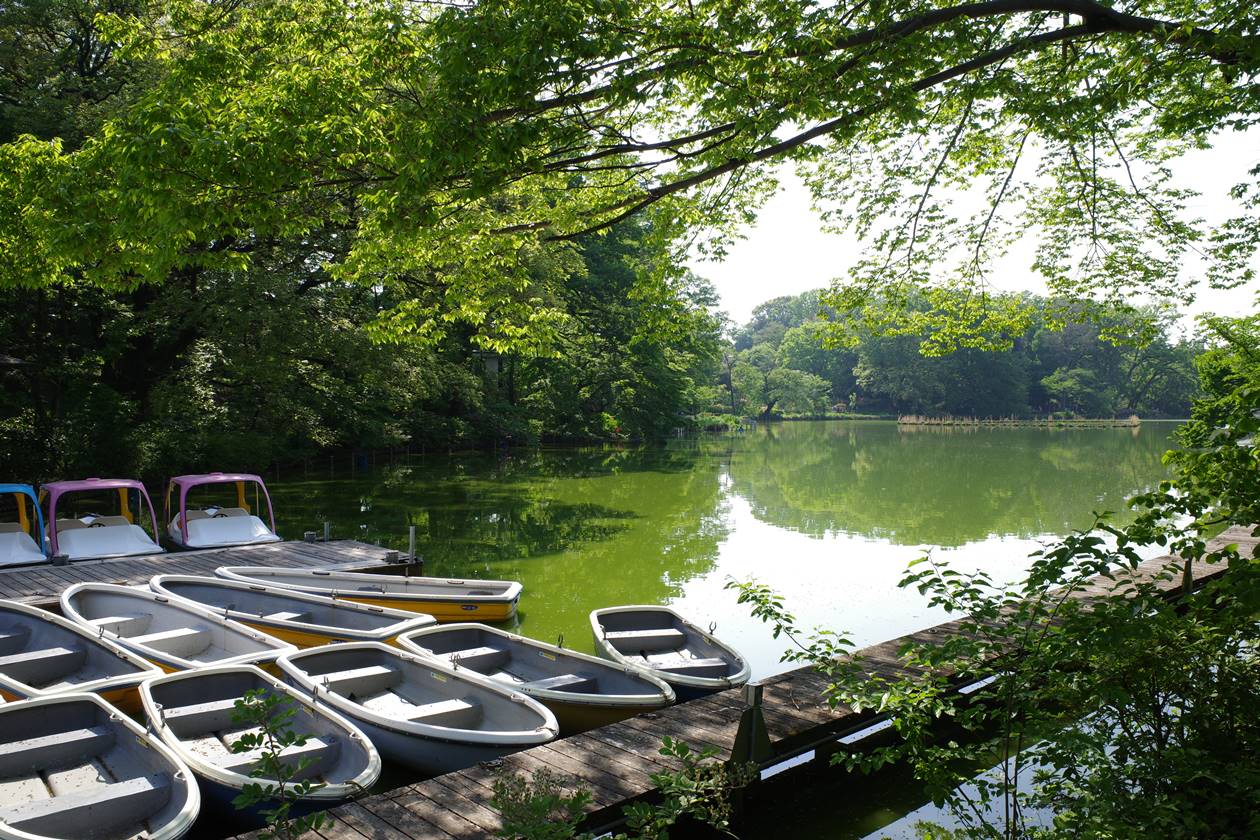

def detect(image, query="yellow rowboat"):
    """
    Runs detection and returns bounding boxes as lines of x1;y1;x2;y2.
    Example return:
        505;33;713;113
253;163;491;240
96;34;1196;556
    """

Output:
60;583;296;674
148;574;436;647
0;599;159;712
397;623;675;736
215;566;523;622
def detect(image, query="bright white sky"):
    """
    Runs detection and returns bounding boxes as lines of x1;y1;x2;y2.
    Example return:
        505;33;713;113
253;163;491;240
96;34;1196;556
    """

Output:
691;131;1260;328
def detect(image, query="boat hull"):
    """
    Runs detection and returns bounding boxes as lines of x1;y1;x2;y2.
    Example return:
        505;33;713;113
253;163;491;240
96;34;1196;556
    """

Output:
337;594;516;622
346;713;528;775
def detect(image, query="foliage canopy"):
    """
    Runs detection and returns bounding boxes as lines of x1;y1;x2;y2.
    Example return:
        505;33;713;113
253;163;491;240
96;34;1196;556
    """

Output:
2;0;1258;347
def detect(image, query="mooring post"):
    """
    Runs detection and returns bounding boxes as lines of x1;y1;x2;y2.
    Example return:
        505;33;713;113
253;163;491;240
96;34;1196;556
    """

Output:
323;521;330;543
408;525;416;562
731;682;772;765
730;682;772;823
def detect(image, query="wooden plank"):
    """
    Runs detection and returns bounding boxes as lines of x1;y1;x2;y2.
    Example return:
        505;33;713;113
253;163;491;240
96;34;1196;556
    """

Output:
390;788;492;840
330;803;418;840
498;747;628;807
422;775;505;834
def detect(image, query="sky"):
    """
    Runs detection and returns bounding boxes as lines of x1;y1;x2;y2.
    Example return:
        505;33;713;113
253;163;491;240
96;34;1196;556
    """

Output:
690;131;1260;328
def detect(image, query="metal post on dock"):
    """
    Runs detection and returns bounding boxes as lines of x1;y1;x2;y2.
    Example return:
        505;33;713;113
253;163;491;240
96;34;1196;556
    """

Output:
323;521;330;543
408;525;416;563
731;682;772;765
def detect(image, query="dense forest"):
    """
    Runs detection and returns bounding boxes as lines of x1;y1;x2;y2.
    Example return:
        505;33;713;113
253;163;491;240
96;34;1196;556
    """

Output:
714;291;1202;421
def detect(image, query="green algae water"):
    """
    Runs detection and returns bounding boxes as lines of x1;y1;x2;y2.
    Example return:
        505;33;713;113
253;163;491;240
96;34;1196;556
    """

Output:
267;420;1179;680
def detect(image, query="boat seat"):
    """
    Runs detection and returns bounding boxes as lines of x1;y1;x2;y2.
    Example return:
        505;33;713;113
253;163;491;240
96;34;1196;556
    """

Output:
215;735;340;779
446;645;511;671
0;624;32;656
0;645;86;685
319;664;400;697
89;614;150;635
56;518;88;531
0;772;171;838
183;510;211;523
519;673;597;693
90;515;131;528
0;726;116;776
264;610;312;624
654;657;730;679
130;626;211;658
0;523;21;534
161;697;243;734
604;627;686;653
408;696;481;728
215;507;250;518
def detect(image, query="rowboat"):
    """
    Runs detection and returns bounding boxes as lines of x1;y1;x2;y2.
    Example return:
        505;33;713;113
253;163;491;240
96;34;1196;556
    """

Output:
41;478;164;561
276;642;557;774
0;484;46;567
0;693;199;840
164;473;282;550
216;566;522;622
590;605;751;701
140;665;380;817
60;584;296;673
0;600;159;711
149;574;436;647
397;623;675;734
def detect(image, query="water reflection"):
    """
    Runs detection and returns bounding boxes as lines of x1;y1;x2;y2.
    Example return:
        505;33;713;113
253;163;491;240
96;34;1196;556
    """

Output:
265;422;1178;678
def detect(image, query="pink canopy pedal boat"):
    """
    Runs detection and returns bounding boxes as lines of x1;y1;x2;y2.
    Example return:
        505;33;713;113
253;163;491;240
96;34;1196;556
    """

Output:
165;473;282;550
42;478;165;561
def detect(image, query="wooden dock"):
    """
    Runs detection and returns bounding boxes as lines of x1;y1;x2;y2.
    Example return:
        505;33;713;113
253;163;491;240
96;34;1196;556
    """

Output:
259;525;1258;840
0;539;397;608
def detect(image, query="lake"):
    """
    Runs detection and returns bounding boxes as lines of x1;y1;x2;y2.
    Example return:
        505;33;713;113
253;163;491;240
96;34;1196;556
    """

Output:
268;420;1180;680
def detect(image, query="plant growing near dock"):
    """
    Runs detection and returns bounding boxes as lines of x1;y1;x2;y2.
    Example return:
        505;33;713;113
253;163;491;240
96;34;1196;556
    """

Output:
491;737;754;839
230;688;328;840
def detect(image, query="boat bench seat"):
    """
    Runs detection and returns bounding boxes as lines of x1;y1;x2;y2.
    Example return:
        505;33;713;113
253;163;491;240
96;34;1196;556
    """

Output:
319;664;400;697
55;518;89;532
216;735;341;779
447;645;510;672
89;614;150;635
130;626;211;658
0;725;116;776
0;523;21;534
162;697;244;734
0;625;32;656
519;673;597;693
655;657;730;679
604;628;687;653
0;645;86;685
0;772;172;838
264;610;312;624
408;696;481;728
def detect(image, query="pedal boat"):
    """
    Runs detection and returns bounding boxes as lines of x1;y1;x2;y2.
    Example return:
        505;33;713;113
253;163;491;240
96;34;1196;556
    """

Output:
216;566;523;622
397;623;675;735
149;574;436;647
0;693;199;840
165;473;282;550
0;484;47;567
0;600;158;711
140;664;380;817
590;605;751;702
41;478;164;561
276;642;557;775
60;583;296;673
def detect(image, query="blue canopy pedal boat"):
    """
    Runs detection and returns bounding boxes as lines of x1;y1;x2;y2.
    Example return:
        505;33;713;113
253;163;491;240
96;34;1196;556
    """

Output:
0;484;48;567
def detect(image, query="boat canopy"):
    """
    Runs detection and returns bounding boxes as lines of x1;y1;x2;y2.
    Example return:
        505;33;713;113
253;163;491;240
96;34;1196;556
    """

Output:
166;472;276;543
0;483;47;565
42;477;161;557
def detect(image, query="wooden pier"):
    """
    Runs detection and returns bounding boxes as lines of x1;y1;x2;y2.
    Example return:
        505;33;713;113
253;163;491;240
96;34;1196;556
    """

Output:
250;525;1258;840
0;539;397;609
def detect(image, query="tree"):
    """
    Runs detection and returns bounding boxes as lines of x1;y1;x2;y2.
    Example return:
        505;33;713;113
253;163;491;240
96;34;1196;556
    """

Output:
2;0;1256;347
765;367;831;416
